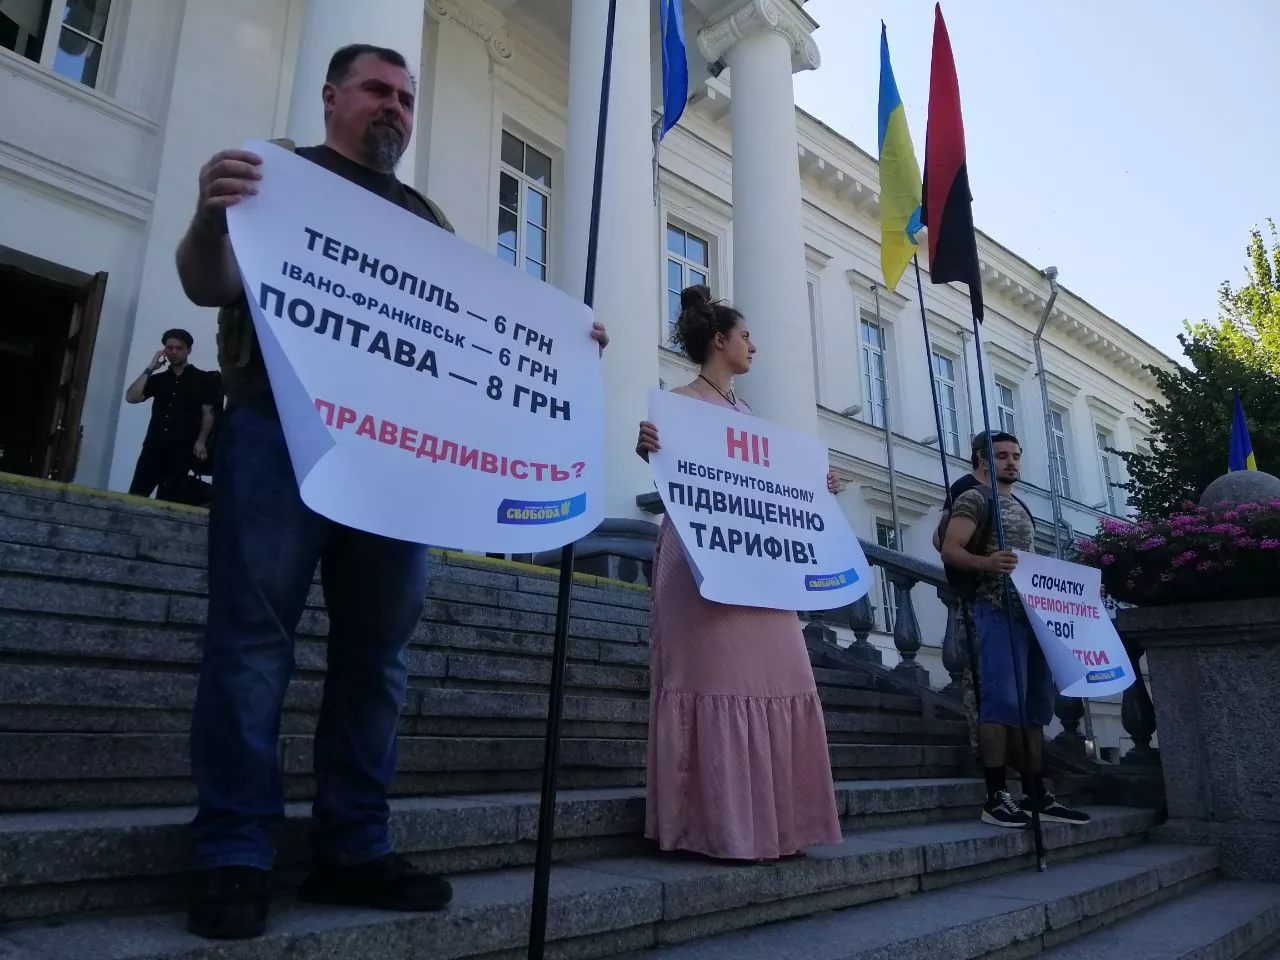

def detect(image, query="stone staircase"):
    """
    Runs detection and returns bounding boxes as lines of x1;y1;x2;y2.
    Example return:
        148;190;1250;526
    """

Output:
1;476;1278;959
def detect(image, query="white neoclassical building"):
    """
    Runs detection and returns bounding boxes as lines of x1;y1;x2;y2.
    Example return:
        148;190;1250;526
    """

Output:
0;0;1171;743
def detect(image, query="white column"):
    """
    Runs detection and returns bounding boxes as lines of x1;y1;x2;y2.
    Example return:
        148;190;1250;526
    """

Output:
417;4;513;244
286;0;426;175
107;0;301;490
559;0;660;519
699;0;821;434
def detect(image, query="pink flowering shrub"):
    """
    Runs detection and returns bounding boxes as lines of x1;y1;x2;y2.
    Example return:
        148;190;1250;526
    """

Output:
1075;500;1280;605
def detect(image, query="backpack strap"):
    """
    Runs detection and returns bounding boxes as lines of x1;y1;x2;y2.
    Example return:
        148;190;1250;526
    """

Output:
1011;494;1036;532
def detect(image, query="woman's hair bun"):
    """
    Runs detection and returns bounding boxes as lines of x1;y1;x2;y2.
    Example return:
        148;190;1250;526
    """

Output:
679;284;711;311
673;284;742;365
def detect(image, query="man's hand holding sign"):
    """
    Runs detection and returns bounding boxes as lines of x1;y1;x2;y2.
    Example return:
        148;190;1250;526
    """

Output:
645;388;872;611
225;141;605;552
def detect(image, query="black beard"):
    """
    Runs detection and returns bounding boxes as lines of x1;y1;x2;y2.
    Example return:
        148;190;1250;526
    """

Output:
361;122;405;173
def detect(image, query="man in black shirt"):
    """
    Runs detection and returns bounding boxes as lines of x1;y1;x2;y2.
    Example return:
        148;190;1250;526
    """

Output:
125;328;217;503
173;45;605;942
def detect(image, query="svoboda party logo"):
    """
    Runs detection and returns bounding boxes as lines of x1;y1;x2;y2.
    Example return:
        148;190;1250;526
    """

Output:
804;567;860;592
497;494;587;525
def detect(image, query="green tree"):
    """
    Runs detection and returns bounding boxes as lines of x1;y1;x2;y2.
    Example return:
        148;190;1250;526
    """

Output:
1118;223;1280;517
1190;220;1280;372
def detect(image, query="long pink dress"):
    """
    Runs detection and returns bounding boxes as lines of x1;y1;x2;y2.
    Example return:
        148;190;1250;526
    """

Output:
645;392;842;860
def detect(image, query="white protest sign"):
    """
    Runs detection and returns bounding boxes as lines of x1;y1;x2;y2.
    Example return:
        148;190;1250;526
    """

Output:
1010;551;1135;698
647;389;872;611
225;141;604;552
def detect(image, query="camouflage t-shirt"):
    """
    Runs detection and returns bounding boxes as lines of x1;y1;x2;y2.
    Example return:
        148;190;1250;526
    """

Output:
950;487;1035;609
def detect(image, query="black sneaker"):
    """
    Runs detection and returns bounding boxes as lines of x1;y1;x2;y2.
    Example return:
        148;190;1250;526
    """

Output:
187;866;270;940
981;790;1030;829
298;853;452;912
1023;792;1092;825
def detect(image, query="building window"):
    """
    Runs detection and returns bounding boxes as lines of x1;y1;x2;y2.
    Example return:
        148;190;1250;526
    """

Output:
1050;408;1072;501
860;318;888;428
665;225;709;347
0;0;112;88
875;518;898;632
932;352;961;456
1097;428;1118;514
497;132;552;282
996;382;1016;436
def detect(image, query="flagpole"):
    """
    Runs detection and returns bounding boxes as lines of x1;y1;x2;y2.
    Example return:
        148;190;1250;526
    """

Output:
918;254;1047;867
652;119;662;206
528;1;617;955
918;1;1045;871
913;253;984;769
968;307;1048;873
871;282;902;547
912;256;953;495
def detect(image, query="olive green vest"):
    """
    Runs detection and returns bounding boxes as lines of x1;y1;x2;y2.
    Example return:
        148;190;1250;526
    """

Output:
216;138;455;404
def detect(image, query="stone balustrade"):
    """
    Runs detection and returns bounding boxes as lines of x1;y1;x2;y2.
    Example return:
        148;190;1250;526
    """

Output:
634;490;1157;767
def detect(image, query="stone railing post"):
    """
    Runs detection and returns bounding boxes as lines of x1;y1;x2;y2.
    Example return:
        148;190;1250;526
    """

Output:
1053;694;1088;755
938;590;965;698
1121;659;1158;765
801;608;835;646
887;570;929;685
844;595;883;664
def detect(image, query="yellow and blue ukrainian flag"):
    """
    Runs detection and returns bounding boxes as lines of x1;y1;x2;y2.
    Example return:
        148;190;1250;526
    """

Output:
877;22;923;293
1229;390;1257;471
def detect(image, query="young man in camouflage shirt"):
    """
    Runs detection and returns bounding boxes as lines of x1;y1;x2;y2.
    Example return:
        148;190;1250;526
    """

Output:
941;433;1089;829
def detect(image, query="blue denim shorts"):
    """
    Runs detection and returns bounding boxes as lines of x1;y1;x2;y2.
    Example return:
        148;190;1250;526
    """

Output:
972;601;1056;728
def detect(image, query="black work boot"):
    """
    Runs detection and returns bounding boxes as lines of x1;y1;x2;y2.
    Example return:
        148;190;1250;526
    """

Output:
188;866;271;940
299;853;452;912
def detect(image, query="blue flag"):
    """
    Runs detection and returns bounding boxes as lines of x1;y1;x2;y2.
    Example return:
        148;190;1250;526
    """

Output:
659;0;688;138
1229;390;1258;471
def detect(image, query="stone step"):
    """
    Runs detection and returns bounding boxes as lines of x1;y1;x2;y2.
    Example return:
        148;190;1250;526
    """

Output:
0;807;1158;958
0;732;962;793
0;573;652;650
0;482;209;545
0;565;651;645
0;488;956;721
0;618;955;785
634;843;1222;960
0;732;643;808
0;613;927;723
0;730;973;811
0;626;654;697
1038;879;1280;959
0;613;648;676
0;666;654;738
0;497;653;614
0;664;964;743
0;778;990;922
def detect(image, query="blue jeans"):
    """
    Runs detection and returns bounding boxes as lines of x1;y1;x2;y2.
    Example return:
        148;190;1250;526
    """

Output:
191;406;429;871
972;601;1056;728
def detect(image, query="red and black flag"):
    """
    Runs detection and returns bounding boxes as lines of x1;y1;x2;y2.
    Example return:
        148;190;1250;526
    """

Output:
921;3;983;321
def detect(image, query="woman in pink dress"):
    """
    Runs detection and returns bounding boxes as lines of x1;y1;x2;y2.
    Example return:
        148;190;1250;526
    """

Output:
634;285;843;861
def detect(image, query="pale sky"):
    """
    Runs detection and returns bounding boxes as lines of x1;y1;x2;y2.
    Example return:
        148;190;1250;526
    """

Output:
792;0;1280;362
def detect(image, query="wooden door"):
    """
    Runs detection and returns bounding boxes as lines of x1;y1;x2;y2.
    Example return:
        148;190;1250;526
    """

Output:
42;271;107;482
